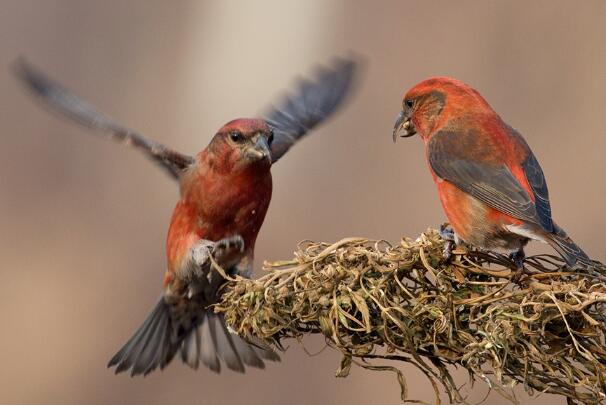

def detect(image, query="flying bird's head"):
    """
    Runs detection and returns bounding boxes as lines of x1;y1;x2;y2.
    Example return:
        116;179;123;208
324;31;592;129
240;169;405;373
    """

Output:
393;77;492;142
205;118;274;172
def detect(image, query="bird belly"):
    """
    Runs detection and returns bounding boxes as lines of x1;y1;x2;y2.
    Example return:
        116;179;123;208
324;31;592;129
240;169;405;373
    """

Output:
436;180;530;253
164;171;272;288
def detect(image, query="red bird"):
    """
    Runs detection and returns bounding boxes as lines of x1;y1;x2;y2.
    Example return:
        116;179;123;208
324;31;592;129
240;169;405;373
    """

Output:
16;58;356;375
393;77;592;269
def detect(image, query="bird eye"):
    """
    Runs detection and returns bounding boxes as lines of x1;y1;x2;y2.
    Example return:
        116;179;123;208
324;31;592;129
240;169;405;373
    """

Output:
405;99;414;108
229;131;243;143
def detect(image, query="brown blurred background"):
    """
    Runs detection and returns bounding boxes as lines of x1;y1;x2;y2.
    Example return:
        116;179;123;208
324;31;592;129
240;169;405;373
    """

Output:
2;1;606;404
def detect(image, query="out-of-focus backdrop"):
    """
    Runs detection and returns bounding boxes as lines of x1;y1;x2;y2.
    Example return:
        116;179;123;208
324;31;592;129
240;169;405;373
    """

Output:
2;1;605;404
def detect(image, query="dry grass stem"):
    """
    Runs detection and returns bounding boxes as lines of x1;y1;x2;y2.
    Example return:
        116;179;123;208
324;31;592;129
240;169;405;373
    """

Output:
215;229;606;404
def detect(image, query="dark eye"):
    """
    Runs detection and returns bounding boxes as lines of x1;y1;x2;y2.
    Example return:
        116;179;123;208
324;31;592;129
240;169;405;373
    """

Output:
229;131;243;143
405;99;414;108
267;131;274;145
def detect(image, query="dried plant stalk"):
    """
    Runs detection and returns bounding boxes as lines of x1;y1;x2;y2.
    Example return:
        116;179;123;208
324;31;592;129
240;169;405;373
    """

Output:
215;229;606;404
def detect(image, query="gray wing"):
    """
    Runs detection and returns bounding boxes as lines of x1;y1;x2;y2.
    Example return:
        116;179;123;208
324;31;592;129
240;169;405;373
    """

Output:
13;58;194;179
263;57;358;163
428;130;553;232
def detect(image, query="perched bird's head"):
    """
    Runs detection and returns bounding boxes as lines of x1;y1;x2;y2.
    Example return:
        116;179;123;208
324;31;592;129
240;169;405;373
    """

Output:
205;118;274;172
393;77;492;142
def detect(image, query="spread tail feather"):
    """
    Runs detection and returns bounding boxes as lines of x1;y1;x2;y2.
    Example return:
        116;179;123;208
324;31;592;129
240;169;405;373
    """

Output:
545;224;594;268
108;298;173;376
108;298;279;376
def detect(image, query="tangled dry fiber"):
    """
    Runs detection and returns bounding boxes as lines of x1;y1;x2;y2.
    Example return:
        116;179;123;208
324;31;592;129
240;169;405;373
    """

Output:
215;229;606;404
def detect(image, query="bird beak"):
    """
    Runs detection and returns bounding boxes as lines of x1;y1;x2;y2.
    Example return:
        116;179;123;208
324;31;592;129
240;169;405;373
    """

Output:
392;110;416;142
245;136;271;163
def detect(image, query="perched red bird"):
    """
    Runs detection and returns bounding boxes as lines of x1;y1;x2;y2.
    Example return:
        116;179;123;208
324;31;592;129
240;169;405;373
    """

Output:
393;77;592;269
16;58;356;375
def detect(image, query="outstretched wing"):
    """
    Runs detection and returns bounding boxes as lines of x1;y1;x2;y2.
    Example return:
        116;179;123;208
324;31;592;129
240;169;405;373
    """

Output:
13;59;194;179
428;129;554;232
263;57;358;163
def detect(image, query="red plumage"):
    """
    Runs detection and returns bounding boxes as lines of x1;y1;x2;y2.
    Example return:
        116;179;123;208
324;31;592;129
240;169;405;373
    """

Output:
165;119;273;288
15;58;357;375
394;77;592;268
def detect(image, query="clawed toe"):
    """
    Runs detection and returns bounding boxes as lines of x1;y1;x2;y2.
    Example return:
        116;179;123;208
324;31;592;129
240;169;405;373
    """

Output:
213;235;245;256
510;267;526;284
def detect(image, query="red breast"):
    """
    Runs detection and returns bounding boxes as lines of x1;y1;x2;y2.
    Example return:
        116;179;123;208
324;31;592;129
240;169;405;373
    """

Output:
164;154;272;286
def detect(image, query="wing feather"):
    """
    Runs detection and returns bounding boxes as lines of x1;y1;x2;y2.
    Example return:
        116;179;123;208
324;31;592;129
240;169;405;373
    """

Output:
14;58;194;179
428;129;553;232
263;57;358;163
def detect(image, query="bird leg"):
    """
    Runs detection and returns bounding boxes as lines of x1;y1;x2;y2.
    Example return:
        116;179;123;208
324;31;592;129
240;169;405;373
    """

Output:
205;235;245;287
182;235;245;296
439;223;457;261
509;248;527;283
190;240;216;270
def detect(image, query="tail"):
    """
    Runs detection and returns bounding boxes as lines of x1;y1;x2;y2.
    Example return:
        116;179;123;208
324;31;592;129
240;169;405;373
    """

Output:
108;298;279;376
544;223;594;268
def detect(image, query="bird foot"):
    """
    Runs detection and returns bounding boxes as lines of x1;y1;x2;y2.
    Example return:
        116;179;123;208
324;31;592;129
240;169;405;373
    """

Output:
509;250;527;284
439;223;455;241
191;240;216;267
181;235;245;286
439;224;456;261
206;235;245;283
212;235;245;260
